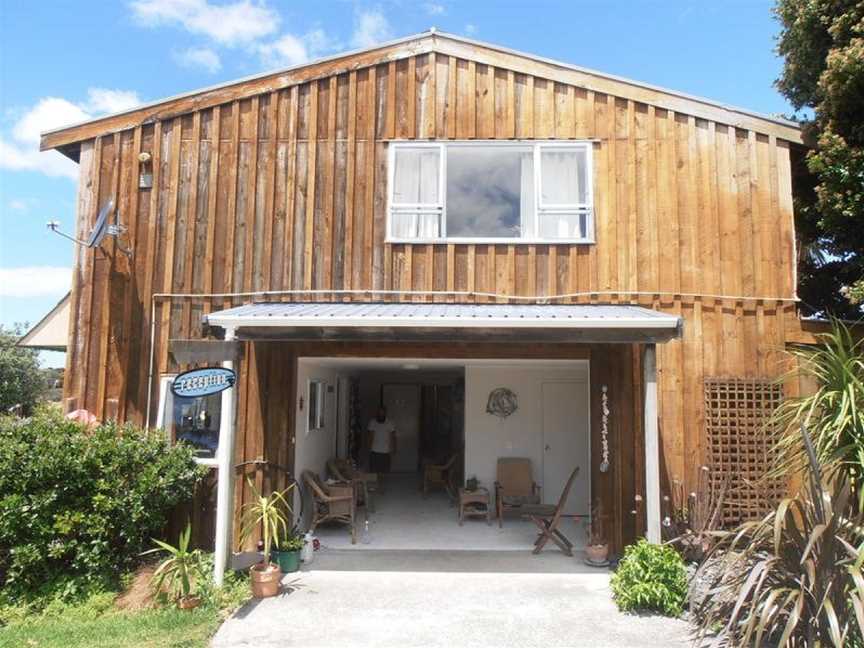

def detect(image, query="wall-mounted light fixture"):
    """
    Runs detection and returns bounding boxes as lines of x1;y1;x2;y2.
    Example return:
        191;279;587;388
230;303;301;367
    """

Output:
138;151;153;189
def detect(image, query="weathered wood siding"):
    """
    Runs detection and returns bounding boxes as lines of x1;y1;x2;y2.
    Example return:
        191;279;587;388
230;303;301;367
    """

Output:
62;46;804;545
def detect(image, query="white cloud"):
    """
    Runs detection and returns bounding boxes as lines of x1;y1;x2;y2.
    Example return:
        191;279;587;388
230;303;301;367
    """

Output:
351;9;393;48
0;267;71;297
129;0;279;47
258;33;309;67
174;46;222;73
12;97;90;145
0;89;142;180
464;23;477;35
424;2;445;15
8;199;28;211
84;88;142;114
257;28;340;68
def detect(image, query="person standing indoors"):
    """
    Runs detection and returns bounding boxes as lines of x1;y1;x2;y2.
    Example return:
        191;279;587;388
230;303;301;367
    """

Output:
367;405;396;484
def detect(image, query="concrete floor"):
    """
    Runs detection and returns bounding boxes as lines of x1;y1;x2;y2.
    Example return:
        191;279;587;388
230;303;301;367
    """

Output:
314;473;586;551
212;549;691;648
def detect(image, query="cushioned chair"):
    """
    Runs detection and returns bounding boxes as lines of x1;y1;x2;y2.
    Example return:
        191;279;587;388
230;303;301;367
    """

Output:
303;470;356;544
494;457;541;527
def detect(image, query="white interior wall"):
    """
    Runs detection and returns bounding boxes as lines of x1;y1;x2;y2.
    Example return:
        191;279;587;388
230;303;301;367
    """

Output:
464;362;590;508
294;361;340;524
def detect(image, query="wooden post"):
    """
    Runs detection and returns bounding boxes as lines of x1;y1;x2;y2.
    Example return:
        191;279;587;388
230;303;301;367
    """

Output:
643;343;661;543
213;327;238;586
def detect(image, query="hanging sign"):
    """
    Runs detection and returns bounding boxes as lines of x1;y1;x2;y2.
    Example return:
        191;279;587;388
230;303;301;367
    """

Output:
171;367;236;398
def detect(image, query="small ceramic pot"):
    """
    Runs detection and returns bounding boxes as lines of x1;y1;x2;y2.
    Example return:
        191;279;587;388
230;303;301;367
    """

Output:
585;543;609;563
250;562;282;598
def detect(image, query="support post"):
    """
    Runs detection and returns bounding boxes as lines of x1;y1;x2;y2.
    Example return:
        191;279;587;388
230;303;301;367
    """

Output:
643;343;661;543
213;327;237;586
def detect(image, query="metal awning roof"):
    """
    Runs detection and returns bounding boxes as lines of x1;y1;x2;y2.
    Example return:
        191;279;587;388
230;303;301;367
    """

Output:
203;302;682;343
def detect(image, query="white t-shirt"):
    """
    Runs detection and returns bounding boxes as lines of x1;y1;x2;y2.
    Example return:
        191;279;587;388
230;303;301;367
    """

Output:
368;418;395;454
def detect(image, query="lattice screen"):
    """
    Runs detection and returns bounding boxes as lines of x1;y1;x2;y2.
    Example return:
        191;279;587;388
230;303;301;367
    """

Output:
704;378;785;526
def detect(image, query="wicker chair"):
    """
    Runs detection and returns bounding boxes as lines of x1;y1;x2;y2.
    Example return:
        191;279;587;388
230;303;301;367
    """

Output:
327;457;376;512
494;457;542;527
422;452;459;500
302;470;357;544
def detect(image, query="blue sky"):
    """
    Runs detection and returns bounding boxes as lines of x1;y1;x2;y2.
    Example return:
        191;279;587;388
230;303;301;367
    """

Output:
0;0;795;367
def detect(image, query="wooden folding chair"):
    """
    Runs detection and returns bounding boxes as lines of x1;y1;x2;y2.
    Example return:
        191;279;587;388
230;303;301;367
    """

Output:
526;466;580;556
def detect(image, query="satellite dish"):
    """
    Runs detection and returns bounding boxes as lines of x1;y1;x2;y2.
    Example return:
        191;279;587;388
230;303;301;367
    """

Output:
86;198;114;248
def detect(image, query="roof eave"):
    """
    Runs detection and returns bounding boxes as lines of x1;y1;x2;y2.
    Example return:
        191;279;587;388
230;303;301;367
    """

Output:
40;29;803;153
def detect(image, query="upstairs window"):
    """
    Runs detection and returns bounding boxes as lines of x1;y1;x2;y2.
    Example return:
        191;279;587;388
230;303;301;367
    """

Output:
387;141;593;243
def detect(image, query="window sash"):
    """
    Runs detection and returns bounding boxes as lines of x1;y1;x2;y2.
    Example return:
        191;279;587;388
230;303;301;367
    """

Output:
387;141;594;243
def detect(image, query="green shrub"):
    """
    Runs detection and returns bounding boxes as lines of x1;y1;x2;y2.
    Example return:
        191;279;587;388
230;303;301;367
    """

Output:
0;408;205;602
610;539;688;617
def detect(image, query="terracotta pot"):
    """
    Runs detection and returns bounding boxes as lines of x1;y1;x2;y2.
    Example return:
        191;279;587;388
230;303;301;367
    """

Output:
585;543;609;563
178;595;202;610
250;562;282;598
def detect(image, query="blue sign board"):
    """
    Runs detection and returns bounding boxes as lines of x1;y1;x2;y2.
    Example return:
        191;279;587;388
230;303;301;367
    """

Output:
171;367;236;398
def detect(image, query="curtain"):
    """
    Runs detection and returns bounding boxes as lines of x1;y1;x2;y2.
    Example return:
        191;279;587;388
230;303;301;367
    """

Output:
540;149;584;205
393;148;439;204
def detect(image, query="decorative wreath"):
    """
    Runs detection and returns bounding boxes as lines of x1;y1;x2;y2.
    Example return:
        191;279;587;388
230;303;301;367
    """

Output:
486;387;518;419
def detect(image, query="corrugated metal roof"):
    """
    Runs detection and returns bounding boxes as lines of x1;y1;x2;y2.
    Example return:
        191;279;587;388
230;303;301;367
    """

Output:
204;302;681;330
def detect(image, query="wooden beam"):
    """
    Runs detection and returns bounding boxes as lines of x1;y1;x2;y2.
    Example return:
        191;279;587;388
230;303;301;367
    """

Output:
643;343;661;543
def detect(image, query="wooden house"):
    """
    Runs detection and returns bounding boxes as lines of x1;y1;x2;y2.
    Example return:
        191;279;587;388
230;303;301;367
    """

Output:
41;31;814;579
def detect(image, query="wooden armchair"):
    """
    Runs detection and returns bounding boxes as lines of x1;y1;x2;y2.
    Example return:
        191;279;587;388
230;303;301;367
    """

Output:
302;470;356;544
422;452;459;500
327;457;376;512
494;457;542;527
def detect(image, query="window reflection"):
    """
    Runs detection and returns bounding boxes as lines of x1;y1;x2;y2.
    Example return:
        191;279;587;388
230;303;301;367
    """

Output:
166;389;221;460
446;146;534;238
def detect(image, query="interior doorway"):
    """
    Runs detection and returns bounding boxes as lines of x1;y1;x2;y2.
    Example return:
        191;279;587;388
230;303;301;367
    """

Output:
381;383;422;472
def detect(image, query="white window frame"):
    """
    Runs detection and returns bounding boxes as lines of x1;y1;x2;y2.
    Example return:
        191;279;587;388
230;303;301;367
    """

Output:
386;140;595;244
386;142;446;239
157;374;219;467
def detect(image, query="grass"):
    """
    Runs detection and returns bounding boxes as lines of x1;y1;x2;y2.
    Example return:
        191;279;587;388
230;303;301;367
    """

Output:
0;569;249;648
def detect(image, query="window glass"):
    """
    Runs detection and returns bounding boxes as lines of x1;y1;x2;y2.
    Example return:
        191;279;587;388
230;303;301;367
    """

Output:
538;211;589;240
392;148;440;204
308;380;325;430
540;148;588;205
162;385;222;460
446;146;534;238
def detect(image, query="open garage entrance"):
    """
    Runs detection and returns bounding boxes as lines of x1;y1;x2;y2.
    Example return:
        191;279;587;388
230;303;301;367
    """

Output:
293;356;591;552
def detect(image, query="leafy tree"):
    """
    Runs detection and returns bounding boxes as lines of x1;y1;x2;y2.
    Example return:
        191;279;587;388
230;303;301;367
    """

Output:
775;0;864;316
0;324;45;416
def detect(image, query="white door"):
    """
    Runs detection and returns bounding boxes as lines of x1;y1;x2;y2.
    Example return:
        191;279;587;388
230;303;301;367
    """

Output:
382;384;421;473
541;381;590;516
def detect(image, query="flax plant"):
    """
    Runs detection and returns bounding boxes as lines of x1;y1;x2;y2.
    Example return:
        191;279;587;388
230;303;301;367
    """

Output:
770;319;864;504
692;425;864;647
238;479;294;564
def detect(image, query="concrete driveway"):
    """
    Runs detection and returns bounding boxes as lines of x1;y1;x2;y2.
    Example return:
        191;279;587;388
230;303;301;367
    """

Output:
213;550;691;648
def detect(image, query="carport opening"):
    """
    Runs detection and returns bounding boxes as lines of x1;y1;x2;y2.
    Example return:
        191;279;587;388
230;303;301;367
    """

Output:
294;357;591;552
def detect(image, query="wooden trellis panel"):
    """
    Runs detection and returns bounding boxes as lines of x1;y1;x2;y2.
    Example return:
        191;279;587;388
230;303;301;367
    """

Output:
704;378;784;526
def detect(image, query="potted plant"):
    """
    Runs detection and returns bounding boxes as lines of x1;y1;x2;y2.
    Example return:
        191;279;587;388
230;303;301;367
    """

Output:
142;523;203;609
584;499;608;565
273;531;304;573
239;479;294;598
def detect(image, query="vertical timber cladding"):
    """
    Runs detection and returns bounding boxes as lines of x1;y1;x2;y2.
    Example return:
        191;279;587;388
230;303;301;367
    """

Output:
57;35;803;513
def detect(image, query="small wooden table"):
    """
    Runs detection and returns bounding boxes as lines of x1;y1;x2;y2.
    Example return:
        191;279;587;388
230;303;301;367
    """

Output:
458;487;491;525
